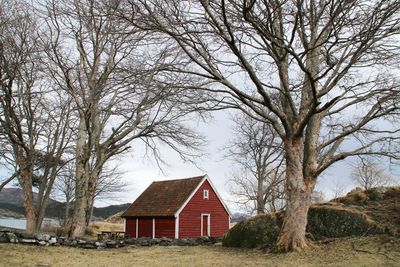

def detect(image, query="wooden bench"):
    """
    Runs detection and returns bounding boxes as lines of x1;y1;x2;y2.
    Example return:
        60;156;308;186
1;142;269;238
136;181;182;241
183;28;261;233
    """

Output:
98;231;126;240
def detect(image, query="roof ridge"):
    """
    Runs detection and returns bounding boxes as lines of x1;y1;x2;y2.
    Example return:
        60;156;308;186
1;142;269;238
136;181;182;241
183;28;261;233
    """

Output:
152;175;205;183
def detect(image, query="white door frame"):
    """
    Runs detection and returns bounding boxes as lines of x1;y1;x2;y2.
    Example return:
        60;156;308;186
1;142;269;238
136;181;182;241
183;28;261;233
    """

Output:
200;213;210;236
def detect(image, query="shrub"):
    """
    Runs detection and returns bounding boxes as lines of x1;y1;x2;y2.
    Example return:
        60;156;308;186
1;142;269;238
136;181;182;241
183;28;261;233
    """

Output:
341;188;368;206
367;187;385;201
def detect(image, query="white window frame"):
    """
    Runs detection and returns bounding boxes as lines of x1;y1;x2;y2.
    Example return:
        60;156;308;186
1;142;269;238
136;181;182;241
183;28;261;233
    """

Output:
203;189;209;200
200;213;211;236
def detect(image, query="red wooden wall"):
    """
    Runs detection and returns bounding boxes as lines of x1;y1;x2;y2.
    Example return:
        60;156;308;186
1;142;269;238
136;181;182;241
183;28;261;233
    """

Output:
125;217;175;238
138;218;152;237
178;180;229;238
125;218;136;237
155;217;175;238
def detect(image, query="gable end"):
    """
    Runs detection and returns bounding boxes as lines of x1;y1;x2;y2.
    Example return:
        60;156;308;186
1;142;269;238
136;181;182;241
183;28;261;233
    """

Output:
174;175;232;218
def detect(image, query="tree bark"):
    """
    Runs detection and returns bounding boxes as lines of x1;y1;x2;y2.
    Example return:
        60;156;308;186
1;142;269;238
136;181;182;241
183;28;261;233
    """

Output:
85;178;96;226
69;116;89;238
276;137;316;251
256;176;265;214
19;169;37;234
69;169;88;237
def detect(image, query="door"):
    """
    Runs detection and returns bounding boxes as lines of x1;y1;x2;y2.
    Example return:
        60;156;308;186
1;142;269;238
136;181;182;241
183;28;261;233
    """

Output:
201;214;210;236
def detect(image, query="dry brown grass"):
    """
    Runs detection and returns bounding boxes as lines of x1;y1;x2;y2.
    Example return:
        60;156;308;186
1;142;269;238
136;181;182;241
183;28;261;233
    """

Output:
85;221;124;237
0;236;399;267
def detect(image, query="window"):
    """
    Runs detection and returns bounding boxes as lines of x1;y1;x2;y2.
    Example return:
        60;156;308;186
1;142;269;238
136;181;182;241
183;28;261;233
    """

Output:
203;189;209;199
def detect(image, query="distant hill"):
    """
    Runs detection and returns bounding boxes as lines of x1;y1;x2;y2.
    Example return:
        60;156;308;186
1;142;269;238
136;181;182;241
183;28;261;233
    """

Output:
0;188;37;206
92;203;130;219
231;212;250;223
0;187;130;220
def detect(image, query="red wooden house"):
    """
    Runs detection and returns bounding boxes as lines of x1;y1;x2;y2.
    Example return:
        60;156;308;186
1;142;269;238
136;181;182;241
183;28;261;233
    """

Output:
121;175;231;239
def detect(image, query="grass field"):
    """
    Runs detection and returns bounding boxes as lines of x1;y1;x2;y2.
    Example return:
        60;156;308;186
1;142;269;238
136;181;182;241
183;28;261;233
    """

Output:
0;235;399;267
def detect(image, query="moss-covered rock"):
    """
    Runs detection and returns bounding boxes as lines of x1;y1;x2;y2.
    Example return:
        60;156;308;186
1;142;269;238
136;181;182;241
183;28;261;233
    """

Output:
223;203;384;248
222;214;281;249
306;204;383;240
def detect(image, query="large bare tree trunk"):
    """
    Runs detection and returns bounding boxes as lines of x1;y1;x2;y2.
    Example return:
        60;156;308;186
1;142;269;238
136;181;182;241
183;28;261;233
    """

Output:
276;138;316;251
256;177;265;214
85;176;97;226
69;169;88;237
19;169;37;234
69;117;89;238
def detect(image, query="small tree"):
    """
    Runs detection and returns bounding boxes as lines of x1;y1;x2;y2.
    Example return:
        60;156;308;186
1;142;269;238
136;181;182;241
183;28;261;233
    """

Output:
351;158;393;190
331;180;347;199
227;114;285;214
54;163;75;226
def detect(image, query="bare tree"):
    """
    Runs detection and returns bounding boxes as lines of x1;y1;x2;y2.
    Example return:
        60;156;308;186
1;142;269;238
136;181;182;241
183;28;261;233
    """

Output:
127;0;400;250
351;158;393;190
86;163;128;225
41;0;208;237
55;160;128;226
227;114;285;214
331;179;347;199
0;0;74;233
54;162;76;226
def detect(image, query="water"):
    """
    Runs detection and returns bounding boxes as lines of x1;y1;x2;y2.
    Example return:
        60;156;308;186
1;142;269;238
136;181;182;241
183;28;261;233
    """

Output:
0;218;26;229
0;217;60;230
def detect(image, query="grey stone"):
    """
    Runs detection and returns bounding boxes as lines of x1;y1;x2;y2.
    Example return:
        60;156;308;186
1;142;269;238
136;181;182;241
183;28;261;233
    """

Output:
57;237;64;244
160;237;173;242
177;238;197;246
159;240;169;246
38;240;47;246
94;241;105;248
35;234;51;241
186;239;196;246
82;243;96;249
18;232;35;239
6;232;18;243
124;238;138;245
149;238;159;246
0;232;8;243
139;239;149;246
48;237;57;244
77;239;86;244
106;240;118;248
21;238;37;244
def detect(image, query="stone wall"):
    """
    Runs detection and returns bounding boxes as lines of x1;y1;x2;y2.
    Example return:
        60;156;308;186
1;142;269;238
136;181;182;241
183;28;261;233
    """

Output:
0;230;218;249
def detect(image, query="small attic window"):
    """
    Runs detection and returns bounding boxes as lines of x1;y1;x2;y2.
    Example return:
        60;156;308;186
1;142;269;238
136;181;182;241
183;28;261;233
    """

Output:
203;189;209;199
